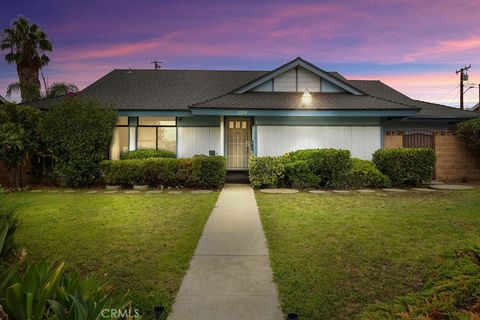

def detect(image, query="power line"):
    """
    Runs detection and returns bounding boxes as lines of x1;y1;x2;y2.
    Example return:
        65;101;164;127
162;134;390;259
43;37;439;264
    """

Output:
434;85;460;103
448;90;460;107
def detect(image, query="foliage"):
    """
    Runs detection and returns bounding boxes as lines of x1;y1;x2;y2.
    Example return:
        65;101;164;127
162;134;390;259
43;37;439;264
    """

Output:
360;243;480;320
373;148;435;187
345;158;391;189
0;123;24;169
283;149;352;188
0;103;42;188
45;82;79;98
100;156;226;188
284;160;320;189
457;118;480;156
120;149;176;160
0;200;19;260
192;155;227;188
1;16;53;101
248;156;286;189
40;98;116;187
0;260;130;320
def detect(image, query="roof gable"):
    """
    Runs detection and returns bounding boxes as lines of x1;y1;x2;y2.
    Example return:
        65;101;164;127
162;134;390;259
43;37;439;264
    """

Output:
234;57;365;95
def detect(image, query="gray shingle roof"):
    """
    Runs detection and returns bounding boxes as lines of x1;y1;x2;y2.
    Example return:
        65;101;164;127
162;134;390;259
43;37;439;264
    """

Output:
348;80;479;118
191;92;416;111
83;69;267;110
22;64;479;119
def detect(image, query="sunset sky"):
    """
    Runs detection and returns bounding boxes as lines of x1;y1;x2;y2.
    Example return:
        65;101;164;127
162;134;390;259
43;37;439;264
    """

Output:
1;0;479;107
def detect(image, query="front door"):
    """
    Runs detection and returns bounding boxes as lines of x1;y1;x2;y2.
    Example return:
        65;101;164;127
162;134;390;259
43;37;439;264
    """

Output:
226;118;251;170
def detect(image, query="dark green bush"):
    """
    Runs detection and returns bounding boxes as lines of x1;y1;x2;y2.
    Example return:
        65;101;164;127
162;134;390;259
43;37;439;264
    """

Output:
284;149;351;188
192;155;227;188
120;149;176;160
100;156;225;188
284;160;320;189
457;118;480;156
373;148;435;187
40;98;116;187
345;158;391;189
249;156;285;189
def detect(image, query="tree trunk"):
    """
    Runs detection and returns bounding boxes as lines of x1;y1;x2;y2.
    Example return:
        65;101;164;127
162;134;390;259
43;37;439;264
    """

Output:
17;65;41;102
18;164;23;190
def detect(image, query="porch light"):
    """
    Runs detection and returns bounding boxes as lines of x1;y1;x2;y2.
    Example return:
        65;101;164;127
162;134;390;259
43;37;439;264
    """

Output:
302;88;312;105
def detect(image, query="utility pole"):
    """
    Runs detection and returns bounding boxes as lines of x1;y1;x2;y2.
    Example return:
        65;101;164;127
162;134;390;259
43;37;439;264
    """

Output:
455;64;471;110
151;60;163;70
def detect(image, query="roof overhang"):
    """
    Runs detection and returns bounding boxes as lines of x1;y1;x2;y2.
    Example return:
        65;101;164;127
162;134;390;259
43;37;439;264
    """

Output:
190;108;418;117
234;57;365;95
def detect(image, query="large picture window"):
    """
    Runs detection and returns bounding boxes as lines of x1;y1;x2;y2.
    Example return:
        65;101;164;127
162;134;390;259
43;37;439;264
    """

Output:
110;116;177;159
136;116;176;153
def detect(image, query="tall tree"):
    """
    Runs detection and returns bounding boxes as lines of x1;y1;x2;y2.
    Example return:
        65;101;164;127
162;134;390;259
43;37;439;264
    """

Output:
6;81;79;99
0;16;53;102
46;82;79;97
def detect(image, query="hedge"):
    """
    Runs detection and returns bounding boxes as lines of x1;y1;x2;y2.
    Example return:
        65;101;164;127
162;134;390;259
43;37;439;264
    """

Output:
284;160;320;189
120;149;176;160
345;158;391;189
372;148;435;187
457;118;480;156
100;156;226;188
248;156;285;189
283;149;351;188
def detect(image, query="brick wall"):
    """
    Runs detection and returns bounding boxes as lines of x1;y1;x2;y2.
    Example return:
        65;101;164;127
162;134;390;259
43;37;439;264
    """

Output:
384;130;480;182
434;133;480;181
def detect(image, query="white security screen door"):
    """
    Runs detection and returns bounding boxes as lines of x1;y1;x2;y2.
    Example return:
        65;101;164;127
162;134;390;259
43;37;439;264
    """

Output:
226;118;251;169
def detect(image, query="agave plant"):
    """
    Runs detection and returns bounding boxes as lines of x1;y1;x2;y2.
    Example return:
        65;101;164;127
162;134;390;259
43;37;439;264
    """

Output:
49;272;132;320
3;260;64;319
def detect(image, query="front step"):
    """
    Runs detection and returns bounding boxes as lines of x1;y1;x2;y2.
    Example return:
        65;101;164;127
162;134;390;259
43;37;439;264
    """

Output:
226;171;249;183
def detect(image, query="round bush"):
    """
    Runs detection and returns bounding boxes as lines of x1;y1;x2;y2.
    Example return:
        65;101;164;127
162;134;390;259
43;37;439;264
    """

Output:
372;148;435;187
346;158;391;189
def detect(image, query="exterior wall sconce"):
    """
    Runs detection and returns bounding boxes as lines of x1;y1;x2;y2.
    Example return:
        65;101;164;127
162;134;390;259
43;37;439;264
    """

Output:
302;88;312;105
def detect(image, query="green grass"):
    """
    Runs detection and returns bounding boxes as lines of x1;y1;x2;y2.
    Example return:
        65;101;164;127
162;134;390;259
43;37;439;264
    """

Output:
3;191;219;315
256;190;480;320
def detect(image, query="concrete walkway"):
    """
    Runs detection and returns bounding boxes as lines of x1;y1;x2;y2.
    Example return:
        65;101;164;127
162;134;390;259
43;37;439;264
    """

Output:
168;184;283;320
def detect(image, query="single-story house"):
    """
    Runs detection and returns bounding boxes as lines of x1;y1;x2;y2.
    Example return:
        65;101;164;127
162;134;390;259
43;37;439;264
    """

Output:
27;57;480;180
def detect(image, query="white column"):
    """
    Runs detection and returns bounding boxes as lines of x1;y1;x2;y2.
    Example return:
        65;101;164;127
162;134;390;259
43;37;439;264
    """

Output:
219;116;225;156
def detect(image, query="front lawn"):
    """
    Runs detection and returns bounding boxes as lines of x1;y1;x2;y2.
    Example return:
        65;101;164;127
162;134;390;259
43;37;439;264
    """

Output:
256;190;480;319
3;191;219;316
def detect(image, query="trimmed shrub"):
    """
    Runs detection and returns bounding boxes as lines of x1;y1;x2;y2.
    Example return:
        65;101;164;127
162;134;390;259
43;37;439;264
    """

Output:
192;155;227;188
457;118;480;156
372;148;435;187
120;149;176;160
284;160;320;189
284;149;351;188
345;158;391;189
40;98;116;187
100;156;225;188
249;156;285;189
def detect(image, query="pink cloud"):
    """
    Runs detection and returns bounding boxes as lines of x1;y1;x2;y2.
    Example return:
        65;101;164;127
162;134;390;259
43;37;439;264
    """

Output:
404;37;480;62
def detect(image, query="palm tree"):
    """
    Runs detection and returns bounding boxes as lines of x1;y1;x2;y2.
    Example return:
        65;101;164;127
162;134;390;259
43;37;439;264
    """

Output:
0;16;53;102
46;82;79;97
